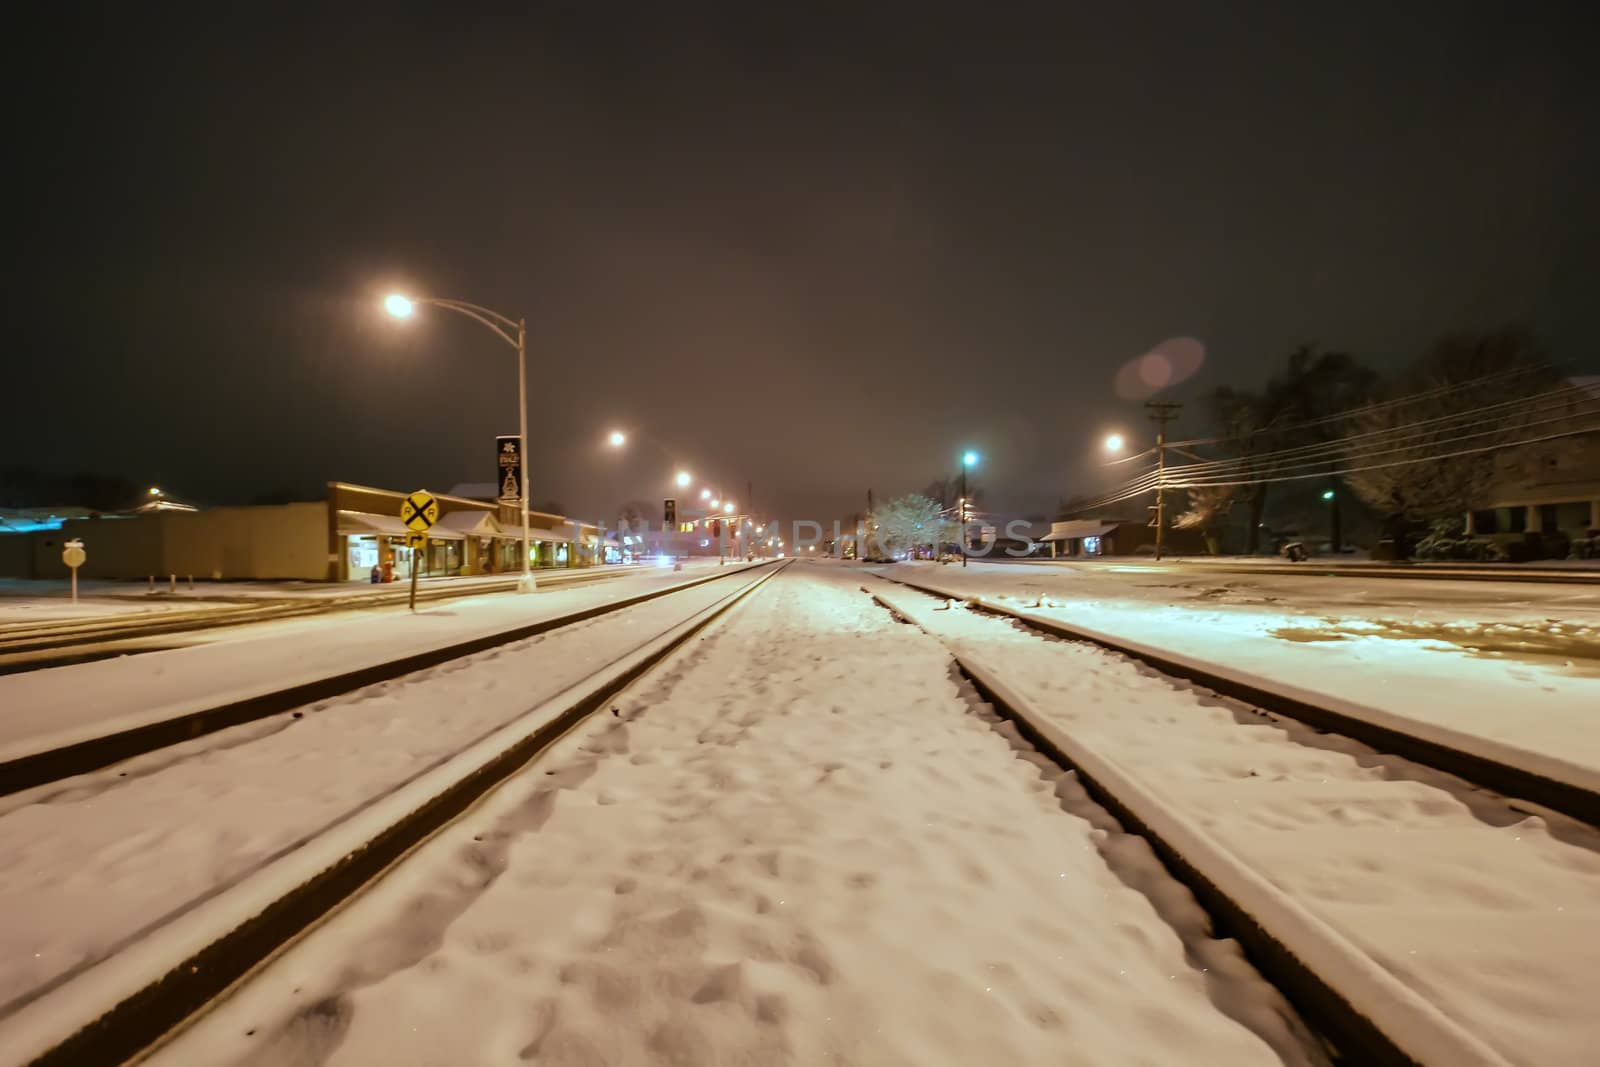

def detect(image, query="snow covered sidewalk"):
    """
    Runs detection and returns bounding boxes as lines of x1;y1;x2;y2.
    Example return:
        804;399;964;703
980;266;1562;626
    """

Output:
150;566;1313;1066
868;572;1600;1066
875;561;1600;772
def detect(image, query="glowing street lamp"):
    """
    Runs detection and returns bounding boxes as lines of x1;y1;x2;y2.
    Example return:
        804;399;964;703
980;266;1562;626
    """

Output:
676;471;692;489
958;449;979;568
607;430;627;448
723;502;735;514
384;291;536;591
147;487;162;497
1104;433;1125;454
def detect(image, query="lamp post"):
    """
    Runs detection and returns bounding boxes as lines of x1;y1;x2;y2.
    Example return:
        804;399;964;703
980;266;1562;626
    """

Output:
959;450;978;568
385;293;535;592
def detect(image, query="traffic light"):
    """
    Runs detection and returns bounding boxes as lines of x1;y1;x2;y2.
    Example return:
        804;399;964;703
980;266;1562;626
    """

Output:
664;498;677;525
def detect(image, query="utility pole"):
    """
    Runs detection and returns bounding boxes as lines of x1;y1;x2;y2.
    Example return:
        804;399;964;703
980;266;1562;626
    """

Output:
1146;401;1182;561
959;464;968;568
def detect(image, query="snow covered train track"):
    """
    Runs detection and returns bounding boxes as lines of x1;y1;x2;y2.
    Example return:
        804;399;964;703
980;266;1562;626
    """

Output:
867;576;1600;1066
0;568;633;674
0;563;774;797
0;560;789;1066
875;571;1600;827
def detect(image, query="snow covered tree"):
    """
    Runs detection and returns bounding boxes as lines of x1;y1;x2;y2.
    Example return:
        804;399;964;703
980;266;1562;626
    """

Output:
1173;484;1238;554
868;494;948;559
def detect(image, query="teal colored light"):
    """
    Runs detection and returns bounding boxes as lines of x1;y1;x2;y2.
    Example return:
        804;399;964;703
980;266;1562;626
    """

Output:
1322;490;1335;501
962;450;979;467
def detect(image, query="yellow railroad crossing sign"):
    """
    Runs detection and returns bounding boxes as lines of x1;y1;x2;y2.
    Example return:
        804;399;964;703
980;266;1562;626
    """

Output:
400;490;440;533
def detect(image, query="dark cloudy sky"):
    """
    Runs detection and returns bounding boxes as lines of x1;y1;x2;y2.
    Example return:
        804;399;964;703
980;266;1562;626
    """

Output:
6;2;1595;525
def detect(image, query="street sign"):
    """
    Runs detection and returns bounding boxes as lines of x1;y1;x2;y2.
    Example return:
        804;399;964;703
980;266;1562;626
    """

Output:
405;531;428;549
62;539;86;569
62;538;85;602
497;435;522;504
400;491;440;532
664;498;677;525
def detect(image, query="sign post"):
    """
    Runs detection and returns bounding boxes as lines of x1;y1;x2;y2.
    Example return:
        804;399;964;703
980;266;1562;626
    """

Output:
400;491;440;613
62;539;86;602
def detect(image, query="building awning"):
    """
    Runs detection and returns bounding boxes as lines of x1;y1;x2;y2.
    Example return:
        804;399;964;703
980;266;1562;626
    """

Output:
1042;521;1117;542
336;510;411;537
337;510;465;541
496;523;571;543
436;510;502;538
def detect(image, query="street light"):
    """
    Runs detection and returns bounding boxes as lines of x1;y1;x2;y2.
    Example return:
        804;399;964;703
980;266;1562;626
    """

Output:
385;292;536;592
1322;489;1335;501
1104;433;1125;453
701;488;712;500
676;471;692;488
959;450;979;568
607;430;627;448
723;502;735;514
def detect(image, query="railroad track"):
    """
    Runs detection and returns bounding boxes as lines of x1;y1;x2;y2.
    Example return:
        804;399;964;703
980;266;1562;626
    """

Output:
0;559;788;1066
0;567;635;663
0;562;771;796
874;570;1600;826
865;574;1600;1066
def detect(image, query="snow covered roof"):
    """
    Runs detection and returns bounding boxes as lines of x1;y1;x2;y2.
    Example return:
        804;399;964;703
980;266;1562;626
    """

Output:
1042;520;1118;541
445;482;500;501
435;511;501;537
336;510;410;537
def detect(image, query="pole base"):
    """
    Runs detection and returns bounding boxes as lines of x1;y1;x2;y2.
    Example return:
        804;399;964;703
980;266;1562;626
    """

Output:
517;572;539;593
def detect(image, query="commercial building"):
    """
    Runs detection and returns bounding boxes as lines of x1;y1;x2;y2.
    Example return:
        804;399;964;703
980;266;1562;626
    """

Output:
1;482;608;582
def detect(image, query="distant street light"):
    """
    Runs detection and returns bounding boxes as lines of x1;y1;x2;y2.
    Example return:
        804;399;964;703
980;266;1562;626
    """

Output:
608;430;627;448
385;292;535;592
701;488;712;500
676;471;692;488
723;502;735;514
148;487;161;497
1322;489;1336;501
710;498;720;509
1104;433;1125;453
959;450;979;568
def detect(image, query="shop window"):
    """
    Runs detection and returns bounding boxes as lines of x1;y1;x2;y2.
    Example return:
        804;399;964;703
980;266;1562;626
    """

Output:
1496;507;1526;534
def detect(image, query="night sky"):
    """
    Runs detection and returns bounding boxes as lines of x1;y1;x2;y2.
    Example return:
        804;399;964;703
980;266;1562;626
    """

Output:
7;3;1596;526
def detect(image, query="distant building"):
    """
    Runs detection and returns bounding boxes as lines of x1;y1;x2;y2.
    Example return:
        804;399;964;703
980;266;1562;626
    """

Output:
1465;377;1600;549
1041;518;1205;557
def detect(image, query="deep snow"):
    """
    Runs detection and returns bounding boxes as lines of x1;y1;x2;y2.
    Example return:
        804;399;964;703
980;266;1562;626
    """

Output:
147;566;1314;1067
0;567;770;1017
868;569;1600;1066
872;560;1600;770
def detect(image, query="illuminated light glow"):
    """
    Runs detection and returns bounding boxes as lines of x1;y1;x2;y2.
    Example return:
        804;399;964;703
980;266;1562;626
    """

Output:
701;489;712;500
723;502;735;514
1104;433;1125;453
962;450;979;467
384;293;416;318
710;499;720;509
608;430;626;447
148;487;161;496
1322;489;1336;501
676;471;692;488
1138;352;1173;389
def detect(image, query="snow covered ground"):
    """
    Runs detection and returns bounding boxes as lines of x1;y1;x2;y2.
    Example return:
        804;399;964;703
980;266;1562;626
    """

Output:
0;567;637;626
147;565;1315;1067
0;566;769;1016
868;569;1600;1066
871;560;1600;771
0;560;741;757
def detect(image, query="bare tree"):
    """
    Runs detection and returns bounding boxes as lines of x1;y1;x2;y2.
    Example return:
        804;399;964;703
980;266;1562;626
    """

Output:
1342;327;1556;552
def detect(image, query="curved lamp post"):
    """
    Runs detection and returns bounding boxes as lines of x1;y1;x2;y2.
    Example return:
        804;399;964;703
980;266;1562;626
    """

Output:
385;293;535;592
